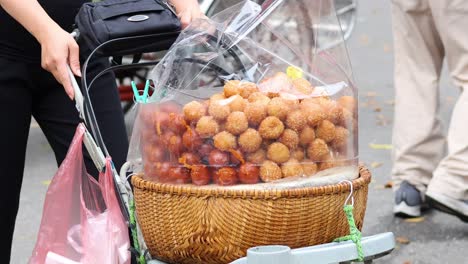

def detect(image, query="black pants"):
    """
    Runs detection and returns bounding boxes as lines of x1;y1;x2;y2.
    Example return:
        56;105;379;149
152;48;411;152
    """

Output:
0;54;129;261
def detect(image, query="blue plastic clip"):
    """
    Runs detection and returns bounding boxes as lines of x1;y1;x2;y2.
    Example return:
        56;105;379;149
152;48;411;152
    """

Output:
132;80;150;103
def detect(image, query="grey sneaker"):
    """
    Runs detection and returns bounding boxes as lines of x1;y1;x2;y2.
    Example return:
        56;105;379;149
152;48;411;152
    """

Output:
426;191;468;223
394;181;424;217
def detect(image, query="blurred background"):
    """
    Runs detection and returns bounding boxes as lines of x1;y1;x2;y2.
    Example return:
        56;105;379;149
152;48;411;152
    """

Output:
12;0;467;263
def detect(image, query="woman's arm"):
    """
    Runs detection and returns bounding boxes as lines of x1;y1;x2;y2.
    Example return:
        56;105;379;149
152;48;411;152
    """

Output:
0;0;80;99
169;0;206;29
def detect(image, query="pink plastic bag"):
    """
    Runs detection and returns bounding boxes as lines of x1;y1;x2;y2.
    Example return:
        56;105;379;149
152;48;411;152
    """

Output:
29;124;130;264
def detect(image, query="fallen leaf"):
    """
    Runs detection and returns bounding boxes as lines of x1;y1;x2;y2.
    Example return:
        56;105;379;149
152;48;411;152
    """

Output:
42;180;51;186
384;181;393;188
369;143;393;150
373;107;382;112
396;236;410;244
371;162;383;168
403;261;411;264
404;217;425;223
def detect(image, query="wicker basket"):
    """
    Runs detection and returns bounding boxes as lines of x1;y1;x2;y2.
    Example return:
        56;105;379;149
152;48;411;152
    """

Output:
132;166;371;264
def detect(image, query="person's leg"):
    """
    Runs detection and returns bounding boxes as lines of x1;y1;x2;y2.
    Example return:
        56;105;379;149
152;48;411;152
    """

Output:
391;0;445;216
426;0;468;221
0;57;33;262
30;57;128;175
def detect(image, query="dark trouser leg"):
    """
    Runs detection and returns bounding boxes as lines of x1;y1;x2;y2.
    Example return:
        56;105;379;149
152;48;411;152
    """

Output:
0;58;32;263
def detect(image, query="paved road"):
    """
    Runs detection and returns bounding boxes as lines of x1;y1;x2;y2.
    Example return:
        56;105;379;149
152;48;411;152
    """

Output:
11;0;467;263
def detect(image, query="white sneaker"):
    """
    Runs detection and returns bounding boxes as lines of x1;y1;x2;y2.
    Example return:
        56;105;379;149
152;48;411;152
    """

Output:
426;191;468;223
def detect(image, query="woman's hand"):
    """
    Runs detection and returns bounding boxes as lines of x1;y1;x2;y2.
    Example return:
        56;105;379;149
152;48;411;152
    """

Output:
169;0;206;29
38;26;81;99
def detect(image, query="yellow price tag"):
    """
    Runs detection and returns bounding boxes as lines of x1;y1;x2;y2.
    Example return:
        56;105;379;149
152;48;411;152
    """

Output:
286;66;303;80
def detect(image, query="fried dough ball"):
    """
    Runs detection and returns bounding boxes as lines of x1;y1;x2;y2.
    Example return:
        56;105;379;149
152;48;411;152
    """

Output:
267;92;280;99
260;160;282;182
210;93;226;102
244;102;267;126
169;166;191;184
154;162;173;183
340;108;354;128
284;99;300;110
239;162;260;184
246;149;266;164
318;155;336;171
281;158;304;178
299;126;315;146
182;128;203;150
307;138;330;161
332;126;349;150
328;104;344;125
286;110;307;132
167;135;184;155
267;142;290;164
179;152;201;166
196;116;219;138
144;145;166;163
239;128;262;153
316;120;336;143
301;102;327;127
208;100;231;121
239;82;259;99
225;111;249;135
168;113;187;134
259;116;284;139
302;160;318;176
338;96;357;113
154;112;170;135
183;101;206;123
279;129;299;149
267;97;289;121
291;147;305;161
229;95;247;112
191;165;211;186
292;78;314;95
213;131;237;151
248;92;270;106
224;80;241;97
208;149;230;167
215;167;238;186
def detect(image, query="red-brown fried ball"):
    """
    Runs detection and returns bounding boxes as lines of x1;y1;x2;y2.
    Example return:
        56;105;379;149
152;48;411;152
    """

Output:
208;149;230;167
191;165;211;186
238;162;260;184
169;166;191;184
215;167;238;186
182;129;203;150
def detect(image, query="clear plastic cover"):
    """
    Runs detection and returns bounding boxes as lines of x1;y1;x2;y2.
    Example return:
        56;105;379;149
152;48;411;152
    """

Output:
128;0;358;188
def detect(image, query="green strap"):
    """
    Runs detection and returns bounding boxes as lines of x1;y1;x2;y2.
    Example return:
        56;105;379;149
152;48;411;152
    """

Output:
333;205;364;262
129;199;146;264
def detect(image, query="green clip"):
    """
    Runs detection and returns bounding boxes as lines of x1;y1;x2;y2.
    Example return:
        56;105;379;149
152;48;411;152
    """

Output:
132;80;150;103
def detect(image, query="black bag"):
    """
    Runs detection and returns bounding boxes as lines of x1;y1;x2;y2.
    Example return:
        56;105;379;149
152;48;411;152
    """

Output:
75;0;181;57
